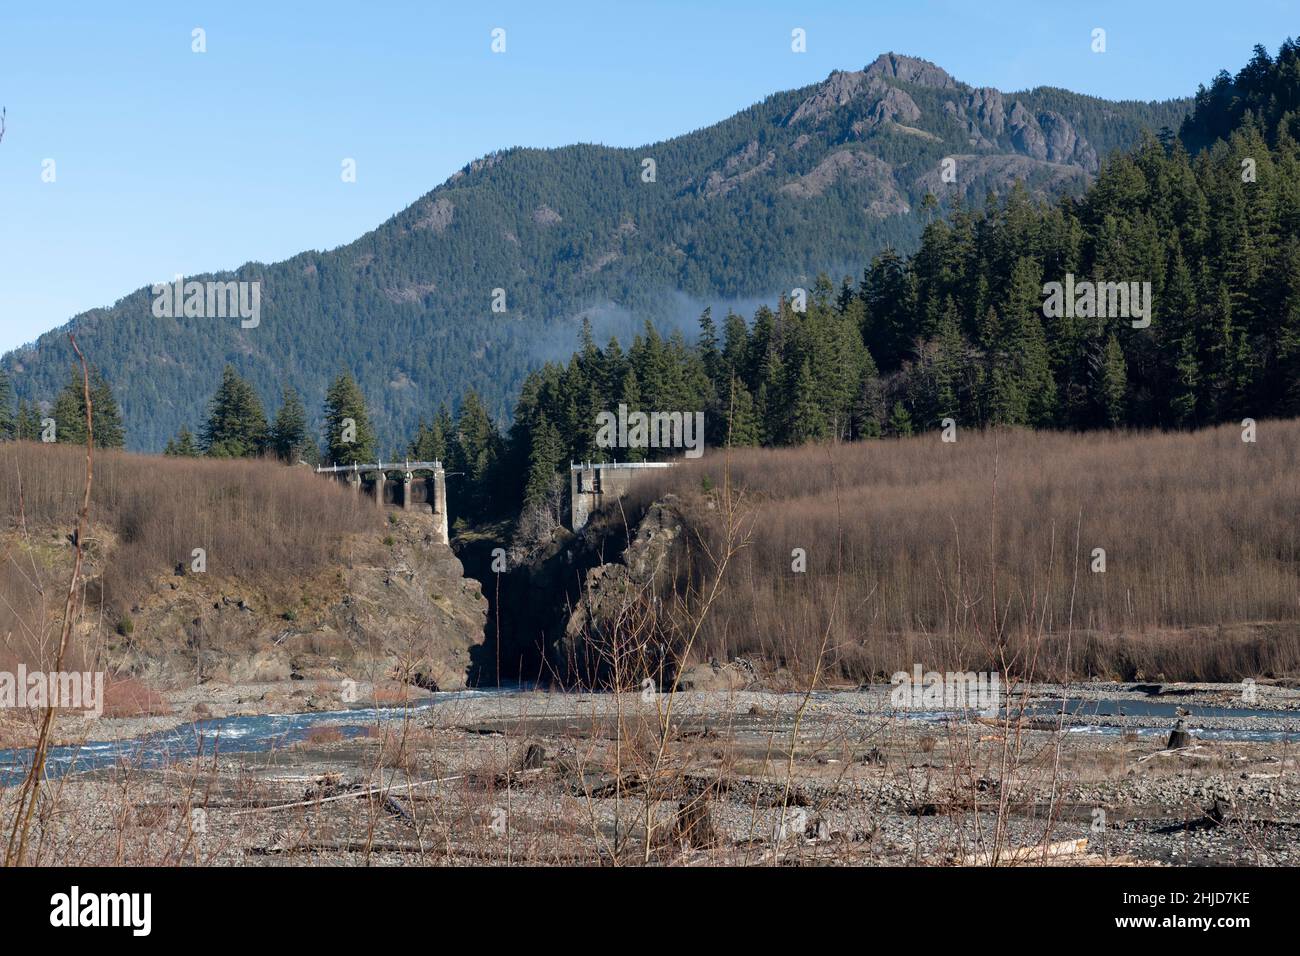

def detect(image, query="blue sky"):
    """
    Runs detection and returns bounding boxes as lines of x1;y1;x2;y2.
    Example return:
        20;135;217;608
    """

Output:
1;0;1296;354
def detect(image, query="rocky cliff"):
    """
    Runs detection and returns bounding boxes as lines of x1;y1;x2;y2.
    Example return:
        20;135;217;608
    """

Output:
102;512;488;692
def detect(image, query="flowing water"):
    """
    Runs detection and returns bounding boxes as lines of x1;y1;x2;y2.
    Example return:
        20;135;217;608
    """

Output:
0;689;520;787
3;689;1297;787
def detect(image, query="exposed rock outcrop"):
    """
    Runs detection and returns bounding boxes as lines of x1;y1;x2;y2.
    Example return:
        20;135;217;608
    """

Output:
857;86;923;132
939;92;1098;172
107;512;487;692
411;196;454;234
1038;110;1099;171
532;204;563;226
787;69;868;125
968;88;1006;136
558;498;688;684
702;140;777;197
1008;101;1048;161
944;87;1006;148
863;53;957;89
382;281;438;304
779;149;896;199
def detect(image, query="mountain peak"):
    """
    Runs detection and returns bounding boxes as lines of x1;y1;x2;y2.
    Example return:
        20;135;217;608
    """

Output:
863;53;957;89
1;56;1191;452
785;53;960;126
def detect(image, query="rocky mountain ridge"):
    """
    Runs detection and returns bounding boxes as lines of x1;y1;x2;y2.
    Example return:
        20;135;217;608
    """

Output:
3;54;1189;451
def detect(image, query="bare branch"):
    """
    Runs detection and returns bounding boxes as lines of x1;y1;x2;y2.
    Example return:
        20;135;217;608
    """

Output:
5;332;94;867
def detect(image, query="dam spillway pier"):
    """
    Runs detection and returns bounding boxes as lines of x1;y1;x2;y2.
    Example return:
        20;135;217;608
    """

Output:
315;460;449;544
569;460;675;531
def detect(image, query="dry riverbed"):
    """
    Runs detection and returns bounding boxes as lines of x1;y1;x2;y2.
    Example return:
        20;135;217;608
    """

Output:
4;681;1298;866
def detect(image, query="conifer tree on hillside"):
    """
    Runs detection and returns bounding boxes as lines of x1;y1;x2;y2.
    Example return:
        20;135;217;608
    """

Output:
523;413;564;508
270;385;313;463
698;307;723;391
721;311;751;383
1278;237;1300;416
450;391;499;480
721;377;760;448
1098;334;1129;428
1181;40;1300;152
617;365;646;462
408;405;451;462
861;248;915;369
163;425;200;457
322;372;376;466
756;350;787;445
53;367;125;448
202;366;268;458
448;390;502;520
888;401;914;437
463;42;1300;522
0;370;14;441
15;400;41;441
788;359;829;444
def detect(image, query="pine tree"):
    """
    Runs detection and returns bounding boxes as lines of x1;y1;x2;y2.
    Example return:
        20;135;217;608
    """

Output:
698;307;722;391
1274;237;1300;415
1171;336;1201;426
0;370;14;441
16;400;41;441
408;410;450;462
1007;257;1058;426
53;367;126;448
862;248;915;369
851;350;884;439
888;401;914;437
449;390;502;519
1206;284;1244;419
980;307;1026;425
1017;310;1058;426
1098;334;1128;427
451;391;498;478
721;311;751;383
1160;245;1202;425
788;360;829;444
322;372;375;465
433;405;454;459
722;376;760;447
523;413;564;507
617;365;645;462
756;350;787;445
270;386;311;463
164;425;200;457
911;308;965;428
202;366;268;458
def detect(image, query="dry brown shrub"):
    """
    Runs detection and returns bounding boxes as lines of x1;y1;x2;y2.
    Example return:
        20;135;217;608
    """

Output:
101;676;172;717
623;421;1300;682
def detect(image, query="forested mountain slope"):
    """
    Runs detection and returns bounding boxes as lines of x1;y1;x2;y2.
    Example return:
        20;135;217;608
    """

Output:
2;54;1188;451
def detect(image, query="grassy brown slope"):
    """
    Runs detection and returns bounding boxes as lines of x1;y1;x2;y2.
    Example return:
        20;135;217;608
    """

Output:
1;443;486;697
628;421;1300;682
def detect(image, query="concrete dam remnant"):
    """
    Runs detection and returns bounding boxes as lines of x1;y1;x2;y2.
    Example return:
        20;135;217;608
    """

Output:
316;460;449;544
569;460;675;531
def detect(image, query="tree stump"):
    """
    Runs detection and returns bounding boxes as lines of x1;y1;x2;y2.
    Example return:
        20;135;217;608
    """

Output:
519;743;546;771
